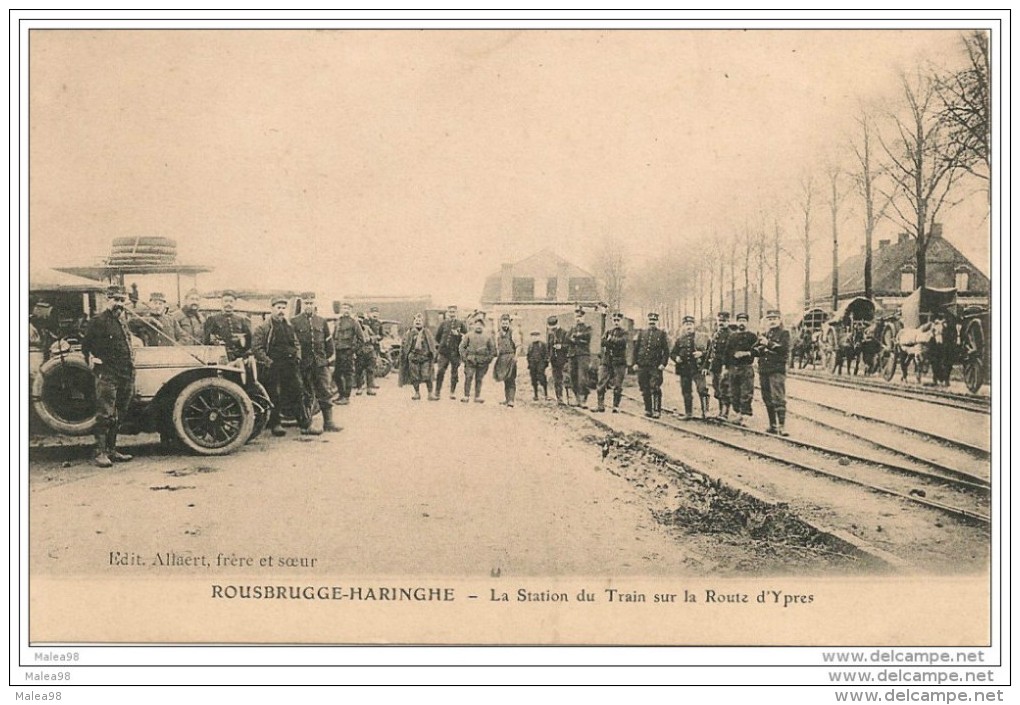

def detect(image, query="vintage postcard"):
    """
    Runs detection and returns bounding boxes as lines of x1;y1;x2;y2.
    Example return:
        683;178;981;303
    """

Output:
19;18;999;671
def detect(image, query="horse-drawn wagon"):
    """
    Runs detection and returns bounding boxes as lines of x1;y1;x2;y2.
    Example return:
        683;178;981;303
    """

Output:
819;297;880;375
879;287;959;385
789;308;829;369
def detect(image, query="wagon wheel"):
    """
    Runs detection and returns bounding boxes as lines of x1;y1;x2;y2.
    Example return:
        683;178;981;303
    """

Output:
822;328;838;373
962;320;986;394
880;322;898;382
172;377;255;455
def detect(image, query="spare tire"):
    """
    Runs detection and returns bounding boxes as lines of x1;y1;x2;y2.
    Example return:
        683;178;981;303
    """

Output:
31;354;97;435
112;236;177;249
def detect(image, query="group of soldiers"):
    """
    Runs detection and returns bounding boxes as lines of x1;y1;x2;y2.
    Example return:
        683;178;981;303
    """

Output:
80;286;388;466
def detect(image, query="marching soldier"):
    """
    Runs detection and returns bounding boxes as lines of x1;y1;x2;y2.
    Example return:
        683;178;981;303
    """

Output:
399;313;439;400
435;304;468;400
172;289;205;345
567;307;592;408
526;330;549;401
546;315;570;405
128;292;181;346
632;311;670;418
292;292;340;433
707;311;733;418
204;290;252;361
493;313;518;407
459;315;496;403
332;302;367;405
595;312;629;413
81;285;136;468
753;309;791;436
724;312;758;426
253;296;318;437
670;315;711;419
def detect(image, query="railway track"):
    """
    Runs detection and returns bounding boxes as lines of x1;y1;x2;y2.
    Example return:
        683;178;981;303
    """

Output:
787;395;991;460
788;369;991;414
611;392;990;527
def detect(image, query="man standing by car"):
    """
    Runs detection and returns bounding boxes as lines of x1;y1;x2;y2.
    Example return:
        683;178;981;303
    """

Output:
435;304;468;400
292;292;340;433
129;292;181;346
567;307;593;408
632;311;670;418
253;296;318;437
172;289;205;345
204;290;252;361
82;285;135;468
753;309;791;435
332;301;367;405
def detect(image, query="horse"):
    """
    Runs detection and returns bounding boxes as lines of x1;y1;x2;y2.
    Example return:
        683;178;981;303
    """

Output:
855;320;884;376
832;324;864;376
894;322;937;384
791;327;819;369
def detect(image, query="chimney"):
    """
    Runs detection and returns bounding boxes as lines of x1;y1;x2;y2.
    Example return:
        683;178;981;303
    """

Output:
556;261;569;303
499;263;513;302
878;239;891;250
898;232;910;244
930;223;943;239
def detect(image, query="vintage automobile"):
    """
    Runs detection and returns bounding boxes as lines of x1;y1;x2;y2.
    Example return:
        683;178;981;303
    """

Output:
31;341;271;456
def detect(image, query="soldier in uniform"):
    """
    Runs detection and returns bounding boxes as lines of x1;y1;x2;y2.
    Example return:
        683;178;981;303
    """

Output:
753;309;791;435
29;300;57;360
595;312;629;413
493;313;518;408
671;315;711;419
353;313;373;396
172;289;205;345
724;312;758;426
332;301;367;405
399;313;439;400
253;296;317;437
435;304;468;400
357;307;384;396
458;315;496;403
567;307;592;408
707;311;732;418
546;315;570;405
632;311;670;418
292;292;340;433
81;285;135;468
526;330;549;401
204;290;253;361
128;292;181;346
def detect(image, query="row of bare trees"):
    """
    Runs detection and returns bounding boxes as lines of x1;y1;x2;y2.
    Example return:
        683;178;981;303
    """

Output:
602;31;989;325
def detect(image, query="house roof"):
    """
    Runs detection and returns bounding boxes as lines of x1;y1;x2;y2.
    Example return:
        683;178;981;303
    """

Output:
810;234;990;301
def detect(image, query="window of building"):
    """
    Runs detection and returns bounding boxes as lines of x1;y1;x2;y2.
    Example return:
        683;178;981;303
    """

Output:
955;268;970;292
569;277;598;301
546;277;558;301
512;277;535;301
900;266;915;293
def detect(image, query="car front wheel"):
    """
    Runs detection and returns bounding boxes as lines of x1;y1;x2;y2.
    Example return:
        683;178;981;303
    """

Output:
172;377;255;455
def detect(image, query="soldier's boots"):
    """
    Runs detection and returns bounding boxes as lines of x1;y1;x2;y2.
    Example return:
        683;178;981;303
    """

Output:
766;408;778;434
777;410;789;437
108;449;133;462
271;425;286;437
321;406;342;433
681;398;693;420
731;413;745;426
699;396;708;419
355;387;364;396
532;386;539;401
300;424;322;436
595;393;606;413
717;403;730;420
652;391;662;419
94;435;113;468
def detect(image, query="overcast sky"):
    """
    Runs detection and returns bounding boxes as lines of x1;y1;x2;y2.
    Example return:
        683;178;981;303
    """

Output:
29;29;990;311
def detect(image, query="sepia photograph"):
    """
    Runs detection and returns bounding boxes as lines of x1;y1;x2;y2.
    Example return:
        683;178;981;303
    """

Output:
16;13;1002;685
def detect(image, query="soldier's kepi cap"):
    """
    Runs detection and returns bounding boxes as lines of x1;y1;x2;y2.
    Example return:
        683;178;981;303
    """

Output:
717;311;730;320
33;300;52;309
574;307;585;316
369;306;379;313
736;312;749;321
499;313;511;322
300;291;316;300
765;309;781;319
221;289;238;299
547;315;558;325
149;292;166;303
682;315;695;324
647;312;660;321
271;295;288;306
105;285;128;299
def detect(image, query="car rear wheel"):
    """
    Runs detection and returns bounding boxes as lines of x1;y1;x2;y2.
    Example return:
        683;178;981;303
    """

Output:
172;377;254;455
31;354;97;435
